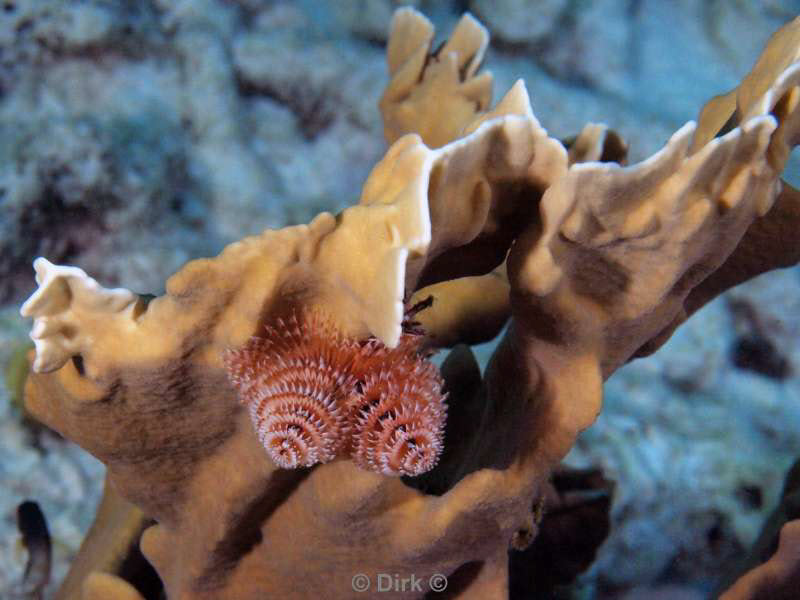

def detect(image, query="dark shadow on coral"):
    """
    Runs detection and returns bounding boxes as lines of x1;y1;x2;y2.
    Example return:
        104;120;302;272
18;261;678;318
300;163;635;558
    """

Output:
416;180;544;290
117;520;164;600
196;467;313;591
426;560;483;599
16;500;51;599
403;344;486;496
509;467;613;599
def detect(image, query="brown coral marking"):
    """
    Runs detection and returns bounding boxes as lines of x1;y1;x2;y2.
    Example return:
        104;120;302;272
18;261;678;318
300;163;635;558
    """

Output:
197;468;312;591
223;312;357;469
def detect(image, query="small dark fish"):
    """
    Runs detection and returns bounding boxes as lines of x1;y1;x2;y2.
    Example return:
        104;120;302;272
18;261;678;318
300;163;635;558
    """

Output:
16;500;51;600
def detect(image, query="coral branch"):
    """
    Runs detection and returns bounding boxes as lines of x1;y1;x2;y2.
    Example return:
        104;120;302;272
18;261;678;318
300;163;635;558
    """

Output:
720;520;800;599
20;257;143;374
381;9;492;148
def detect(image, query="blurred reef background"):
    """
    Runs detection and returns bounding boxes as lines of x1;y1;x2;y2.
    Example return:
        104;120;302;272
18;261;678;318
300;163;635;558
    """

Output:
2;0;800;598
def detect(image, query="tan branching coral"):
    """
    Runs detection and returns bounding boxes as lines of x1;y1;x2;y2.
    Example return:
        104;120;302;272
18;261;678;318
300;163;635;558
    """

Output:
18;9;800;600
692;16;800;154
20;258;146;375
380;9;492;148
565;123;629;166
517;114;779;377
720;519;800;599
55;475;149;600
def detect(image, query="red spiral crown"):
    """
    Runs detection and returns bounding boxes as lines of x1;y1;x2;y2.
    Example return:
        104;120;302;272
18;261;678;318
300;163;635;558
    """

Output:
348;338;447;476
224;312;357;469
224;308;447;476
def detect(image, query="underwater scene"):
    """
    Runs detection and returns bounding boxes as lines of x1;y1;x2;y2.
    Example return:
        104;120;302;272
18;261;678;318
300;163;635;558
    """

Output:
2;1;800;599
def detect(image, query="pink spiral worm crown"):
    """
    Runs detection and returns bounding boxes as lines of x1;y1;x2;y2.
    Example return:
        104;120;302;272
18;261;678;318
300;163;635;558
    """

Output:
223;309;447;476
348;336;447;476
223;312;358;469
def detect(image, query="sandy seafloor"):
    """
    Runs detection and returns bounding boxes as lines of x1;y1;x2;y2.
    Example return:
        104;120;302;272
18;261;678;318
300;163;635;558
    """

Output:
2;1;800;598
